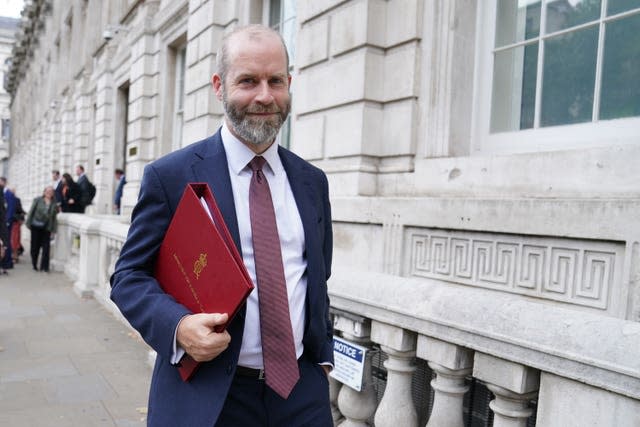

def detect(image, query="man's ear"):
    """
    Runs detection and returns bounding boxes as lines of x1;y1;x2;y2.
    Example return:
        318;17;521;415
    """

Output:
212;74;223;101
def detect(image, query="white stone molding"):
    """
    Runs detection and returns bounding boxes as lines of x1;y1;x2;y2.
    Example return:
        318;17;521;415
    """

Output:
371;321;417;427
382;213;403;275
407;227;624;314
417;336;473;427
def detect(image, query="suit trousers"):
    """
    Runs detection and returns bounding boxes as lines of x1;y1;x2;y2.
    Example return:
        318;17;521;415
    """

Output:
30;226;51;272
1;222;13;268
215;356;332;427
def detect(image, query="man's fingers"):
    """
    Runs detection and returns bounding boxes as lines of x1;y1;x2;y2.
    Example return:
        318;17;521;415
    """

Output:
177;314;231;362
201;312;229;328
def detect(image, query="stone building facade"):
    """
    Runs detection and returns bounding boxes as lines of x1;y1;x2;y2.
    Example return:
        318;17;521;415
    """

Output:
0;16;19;175
6;0;640;426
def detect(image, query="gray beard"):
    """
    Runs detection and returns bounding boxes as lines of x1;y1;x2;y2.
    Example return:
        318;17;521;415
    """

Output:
223;93;290;146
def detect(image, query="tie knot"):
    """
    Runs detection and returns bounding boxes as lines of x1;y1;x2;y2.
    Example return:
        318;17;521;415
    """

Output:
249;156;266;172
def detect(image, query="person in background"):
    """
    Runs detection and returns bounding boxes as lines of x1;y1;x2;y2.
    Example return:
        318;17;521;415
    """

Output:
75;165;94;213
10;188;25;264
0;188;8;275
113;168;126;215
52;170;63;209
0;177;16;270
61;173;82;213
26;186;58;272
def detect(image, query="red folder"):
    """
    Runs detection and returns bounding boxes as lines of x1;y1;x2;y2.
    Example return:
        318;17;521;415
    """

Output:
154;183;254;381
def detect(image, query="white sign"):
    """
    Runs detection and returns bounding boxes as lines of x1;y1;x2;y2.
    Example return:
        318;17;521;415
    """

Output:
330;337;367;391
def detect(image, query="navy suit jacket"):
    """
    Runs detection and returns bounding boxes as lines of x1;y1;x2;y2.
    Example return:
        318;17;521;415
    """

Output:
110;129;333;427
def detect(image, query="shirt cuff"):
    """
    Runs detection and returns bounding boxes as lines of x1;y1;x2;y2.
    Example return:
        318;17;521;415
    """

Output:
170;316;188;365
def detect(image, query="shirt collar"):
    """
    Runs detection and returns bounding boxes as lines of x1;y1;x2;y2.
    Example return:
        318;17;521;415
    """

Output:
220;122;283;176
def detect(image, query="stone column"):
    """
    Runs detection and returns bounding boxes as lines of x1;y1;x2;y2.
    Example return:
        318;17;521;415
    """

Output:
371;321;417;427
333;312;377;427
417;336;473;427
73;217;102;298
473;353;539;427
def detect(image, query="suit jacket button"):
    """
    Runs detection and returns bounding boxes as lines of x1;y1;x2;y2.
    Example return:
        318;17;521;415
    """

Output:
226;364;233;375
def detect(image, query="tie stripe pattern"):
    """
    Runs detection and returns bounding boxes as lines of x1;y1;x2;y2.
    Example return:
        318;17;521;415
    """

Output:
248;156;300;399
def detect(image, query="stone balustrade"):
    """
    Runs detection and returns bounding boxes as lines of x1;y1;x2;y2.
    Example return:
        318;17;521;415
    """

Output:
52;213;129;321
329;267;640;427
48;216;640;426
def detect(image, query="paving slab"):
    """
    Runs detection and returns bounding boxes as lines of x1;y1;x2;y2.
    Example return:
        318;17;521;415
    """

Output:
0;259;151;426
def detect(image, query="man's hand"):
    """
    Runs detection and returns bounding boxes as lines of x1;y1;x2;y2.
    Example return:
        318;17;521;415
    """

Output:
176;313;231;362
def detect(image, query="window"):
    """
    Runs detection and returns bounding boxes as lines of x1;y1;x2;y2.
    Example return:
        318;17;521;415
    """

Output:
268;0;296;148
473;0;640;153
1;119;10;140
172;45;187;151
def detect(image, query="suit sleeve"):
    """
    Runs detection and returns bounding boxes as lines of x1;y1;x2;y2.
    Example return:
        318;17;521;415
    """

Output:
110;164;191;360
320;171;334;363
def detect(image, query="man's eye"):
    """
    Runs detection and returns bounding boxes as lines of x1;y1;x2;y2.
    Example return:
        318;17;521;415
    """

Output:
239;78;255;85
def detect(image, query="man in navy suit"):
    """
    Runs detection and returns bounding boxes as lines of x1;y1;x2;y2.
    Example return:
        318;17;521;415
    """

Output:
111;24;333;426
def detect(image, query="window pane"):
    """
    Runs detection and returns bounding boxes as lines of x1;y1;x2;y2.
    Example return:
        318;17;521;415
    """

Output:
490;43;539;132
607;0;640;16
546;0;601;34
281;17;296;64
269;0;281;27
495;0;541;47
540;26;598;127
283;0;296;21
600;13;640;119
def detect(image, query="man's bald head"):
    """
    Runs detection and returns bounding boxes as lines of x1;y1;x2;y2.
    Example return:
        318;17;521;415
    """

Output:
216;25;290;85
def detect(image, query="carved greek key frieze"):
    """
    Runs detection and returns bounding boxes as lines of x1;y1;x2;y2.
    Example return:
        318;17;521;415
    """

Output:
408;229;622;310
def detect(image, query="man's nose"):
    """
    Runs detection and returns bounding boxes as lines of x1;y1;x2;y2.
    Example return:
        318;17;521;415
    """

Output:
254;81;274;104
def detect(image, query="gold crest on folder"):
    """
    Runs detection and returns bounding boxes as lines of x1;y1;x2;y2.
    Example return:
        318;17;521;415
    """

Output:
193;253;208;279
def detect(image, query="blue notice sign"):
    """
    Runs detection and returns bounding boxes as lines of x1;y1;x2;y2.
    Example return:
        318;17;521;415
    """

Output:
330;337;367;391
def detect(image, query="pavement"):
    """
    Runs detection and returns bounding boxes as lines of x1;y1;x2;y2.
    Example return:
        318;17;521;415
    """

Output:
0;257;152;426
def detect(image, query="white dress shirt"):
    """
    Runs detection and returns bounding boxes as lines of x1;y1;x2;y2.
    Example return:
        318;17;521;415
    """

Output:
172;124;308;368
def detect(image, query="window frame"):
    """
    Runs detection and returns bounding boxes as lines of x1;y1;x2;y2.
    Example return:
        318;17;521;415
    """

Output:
171;44;187;152
264;0;295;149
471;0;640;155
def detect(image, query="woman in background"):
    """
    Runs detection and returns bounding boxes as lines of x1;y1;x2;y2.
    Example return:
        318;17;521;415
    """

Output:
61;173;82;213
26;186;58;272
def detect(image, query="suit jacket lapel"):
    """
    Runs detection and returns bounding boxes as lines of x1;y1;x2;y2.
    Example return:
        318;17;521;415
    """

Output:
190;130;242;254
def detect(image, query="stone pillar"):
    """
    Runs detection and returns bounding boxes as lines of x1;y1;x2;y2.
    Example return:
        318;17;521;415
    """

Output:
473;353;539;427
371;321;417;427
295;0;422;197
73;79;93;173
73;217;102;297
417;336;473;427
92;66;115;215
333;312;377;427
182;0;227;146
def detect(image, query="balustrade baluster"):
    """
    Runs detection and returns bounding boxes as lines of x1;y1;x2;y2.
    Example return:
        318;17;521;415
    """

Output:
371;322;417;427
473;353;539;427
417;336;473;427
332;312;377;427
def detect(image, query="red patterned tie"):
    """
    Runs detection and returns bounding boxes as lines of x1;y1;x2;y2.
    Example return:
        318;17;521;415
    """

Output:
248;156;299;399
